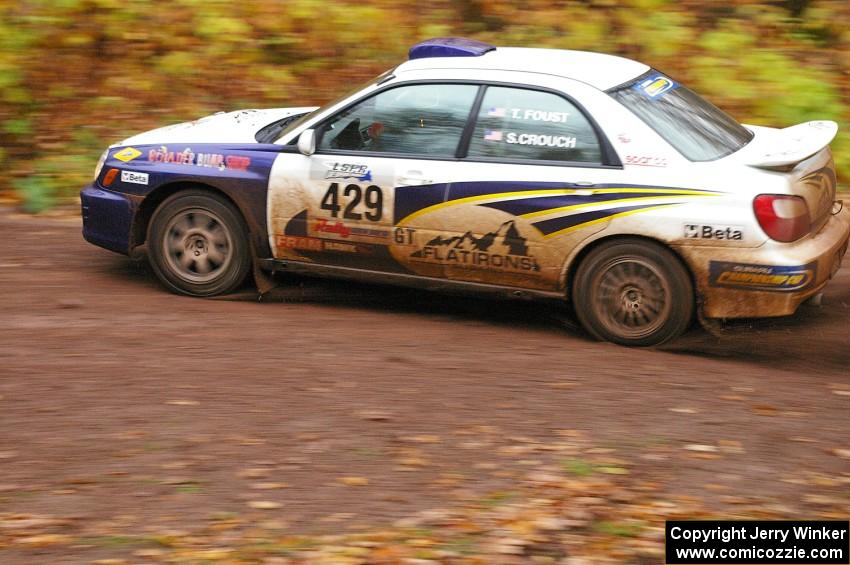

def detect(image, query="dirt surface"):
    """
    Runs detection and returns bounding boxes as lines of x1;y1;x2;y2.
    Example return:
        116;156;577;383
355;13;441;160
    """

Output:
1;206;849;563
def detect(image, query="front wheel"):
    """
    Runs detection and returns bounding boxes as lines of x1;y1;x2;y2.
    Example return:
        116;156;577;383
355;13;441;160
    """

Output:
571;239;694;346
147;190;251;297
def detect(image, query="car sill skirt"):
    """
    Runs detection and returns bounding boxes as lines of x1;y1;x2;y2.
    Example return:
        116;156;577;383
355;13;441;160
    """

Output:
258;258;564;302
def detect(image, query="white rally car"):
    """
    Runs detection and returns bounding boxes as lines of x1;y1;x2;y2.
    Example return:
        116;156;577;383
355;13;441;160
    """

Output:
82;38;849;346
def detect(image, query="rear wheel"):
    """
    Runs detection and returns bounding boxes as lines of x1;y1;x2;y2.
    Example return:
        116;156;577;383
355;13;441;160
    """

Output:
572;239;693;346
147;190;251;297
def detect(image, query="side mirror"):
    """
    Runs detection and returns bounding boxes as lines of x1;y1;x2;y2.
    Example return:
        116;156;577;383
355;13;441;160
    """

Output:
297;129;316;156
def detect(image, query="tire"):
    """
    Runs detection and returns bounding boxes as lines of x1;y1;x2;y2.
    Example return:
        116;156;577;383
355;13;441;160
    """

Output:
147;190;251;297
571;239;693;346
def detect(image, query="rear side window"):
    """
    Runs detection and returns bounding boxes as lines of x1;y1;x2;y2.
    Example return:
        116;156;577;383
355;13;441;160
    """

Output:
608;71;753;161
317;83;478;157
467;87;602;164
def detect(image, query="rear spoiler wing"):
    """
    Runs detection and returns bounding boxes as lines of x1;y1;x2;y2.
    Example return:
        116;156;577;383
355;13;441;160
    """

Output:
743;120;837;168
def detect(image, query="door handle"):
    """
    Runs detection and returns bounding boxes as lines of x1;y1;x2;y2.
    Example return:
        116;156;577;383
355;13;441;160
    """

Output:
398;170;432;186
573;181;594;187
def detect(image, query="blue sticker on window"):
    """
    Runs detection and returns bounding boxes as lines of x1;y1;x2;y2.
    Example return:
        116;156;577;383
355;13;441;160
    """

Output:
634;75;678;99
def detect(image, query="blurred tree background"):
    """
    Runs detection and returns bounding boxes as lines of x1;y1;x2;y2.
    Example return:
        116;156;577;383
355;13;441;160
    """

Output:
0;0;848;211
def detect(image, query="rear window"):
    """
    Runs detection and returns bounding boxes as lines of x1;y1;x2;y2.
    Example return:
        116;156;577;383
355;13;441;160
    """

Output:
608;71;753;162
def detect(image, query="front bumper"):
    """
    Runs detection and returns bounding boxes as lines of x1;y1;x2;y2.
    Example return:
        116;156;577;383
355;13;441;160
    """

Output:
80;184;137;255
676;206;850;319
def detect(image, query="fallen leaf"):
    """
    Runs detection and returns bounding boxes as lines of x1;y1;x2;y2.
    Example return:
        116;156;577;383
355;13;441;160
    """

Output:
356;410;392;421
402;435;441;444
248;501;281;510
339;476;369;486
598;466;630;475
683;444;718;453
160;461;191;470
398;457;429;467
830;448;850;459
185;549;233;560
719;495;751;504
161;477;197;485
751;404;778;416
15;534;73;546
238;438;266;446
251;482;289;490
166;400;199;406
790;436;819;443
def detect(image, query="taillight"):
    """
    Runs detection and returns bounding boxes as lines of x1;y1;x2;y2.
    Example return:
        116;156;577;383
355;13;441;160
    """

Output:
753;194;810;242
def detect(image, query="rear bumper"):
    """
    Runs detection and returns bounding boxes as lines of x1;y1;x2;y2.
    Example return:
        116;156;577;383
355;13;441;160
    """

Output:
676;206;850;319
80;184;136;255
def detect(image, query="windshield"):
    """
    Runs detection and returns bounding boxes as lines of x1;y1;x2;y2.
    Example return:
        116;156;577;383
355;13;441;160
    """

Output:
272;68;395;144
608;70;753;161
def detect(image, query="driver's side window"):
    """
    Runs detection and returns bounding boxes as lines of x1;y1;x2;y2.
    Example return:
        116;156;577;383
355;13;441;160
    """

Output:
317;83;479;157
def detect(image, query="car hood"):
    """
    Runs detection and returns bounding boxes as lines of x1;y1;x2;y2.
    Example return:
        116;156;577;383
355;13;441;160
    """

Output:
119;107;318;146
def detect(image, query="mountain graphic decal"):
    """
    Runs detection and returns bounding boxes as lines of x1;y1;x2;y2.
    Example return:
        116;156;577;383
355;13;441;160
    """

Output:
410;221;539;273
413;221;530;256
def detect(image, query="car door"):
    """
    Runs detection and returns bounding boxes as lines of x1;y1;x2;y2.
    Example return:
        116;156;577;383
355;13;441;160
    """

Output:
267;82;480;277
395;84;631;292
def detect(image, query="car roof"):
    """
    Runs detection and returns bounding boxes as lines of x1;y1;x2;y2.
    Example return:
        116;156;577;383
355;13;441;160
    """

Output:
396;46;649;91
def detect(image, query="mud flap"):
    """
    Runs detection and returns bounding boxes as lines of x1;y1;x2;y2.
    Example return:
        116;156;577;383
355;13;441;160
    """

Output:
251;242;278;298
696;293;725;338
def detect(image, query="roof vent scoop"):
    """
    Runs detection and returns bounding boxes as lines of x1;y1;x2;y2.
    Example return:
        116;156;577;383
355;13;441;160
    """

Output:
408;37;496;60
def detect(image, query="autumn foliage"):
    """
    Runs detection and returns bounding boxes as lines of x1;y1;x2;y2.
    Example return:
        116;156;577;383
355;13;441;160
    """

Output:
1;0;848;211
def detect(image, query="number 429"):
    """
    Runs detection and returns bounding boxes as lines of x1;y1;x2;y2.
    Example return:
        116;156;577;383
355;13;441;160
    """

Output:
320;183;383;222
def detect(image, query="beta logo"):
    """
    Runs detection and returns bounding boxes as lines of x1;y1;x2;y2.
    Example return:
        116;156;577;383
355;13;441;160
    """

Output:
120;170;149;185
684;224;743;241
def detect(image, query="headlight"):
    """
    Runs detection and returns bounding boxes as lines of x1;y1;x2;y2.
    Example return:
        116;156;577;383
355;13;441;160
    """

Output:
93;149;108;182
